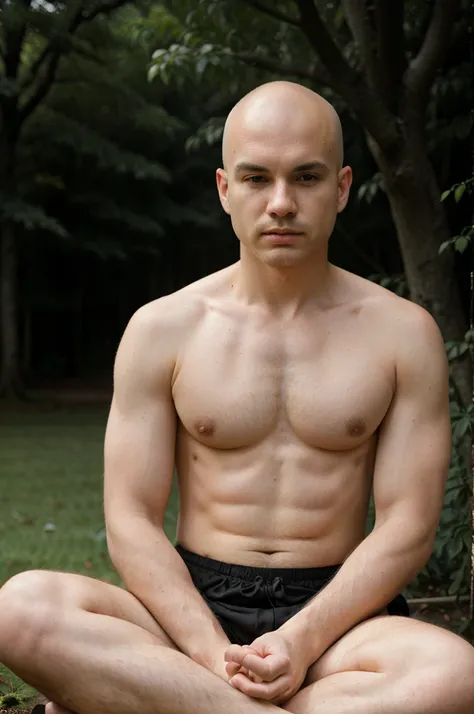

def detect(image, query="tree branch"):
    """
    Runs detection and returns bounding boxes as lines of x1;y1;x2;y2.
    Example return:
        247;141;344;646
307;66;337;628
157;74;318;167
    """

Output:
341;0;394;105
232;51;333;86
21;2;84;90
19;51;62;122
406;0;461;109
293;0;400;150
19;0;131;123
238;0;301;28
80;0;132;27
295;0;359;90
22;0;127;90
22;31;104;91
341;0;376;76
374;0;406;110
3;2;30;79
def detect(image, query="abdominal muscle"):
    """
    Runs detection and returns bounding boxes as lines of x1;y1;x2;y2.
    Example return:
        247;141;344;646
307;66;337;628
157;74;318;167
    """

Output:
175;428;376;568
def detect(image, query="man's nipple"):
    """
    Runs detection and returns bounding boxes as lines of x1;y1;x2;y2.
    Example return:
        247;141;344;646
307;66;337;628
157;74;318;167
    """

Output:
346;417;366;438
195;417;215;437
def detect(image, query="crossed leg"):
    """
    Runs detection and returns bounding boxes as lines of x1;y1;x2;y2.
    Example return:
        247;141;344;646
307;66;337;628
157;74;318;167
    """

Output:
285;614;474;714
0;570;282;714
0;570;473;714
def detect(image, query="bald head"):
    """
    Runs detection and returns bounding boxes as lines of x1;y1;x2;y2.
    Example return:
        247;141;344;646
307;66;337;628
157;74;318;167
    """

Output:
215;81;353;264
222;81;344;172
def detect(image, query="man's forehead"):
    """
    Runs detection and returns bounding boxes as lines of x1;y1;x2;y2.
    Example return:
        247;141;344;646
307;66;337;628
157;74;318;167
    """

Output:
228;115;335;155
232;156;331;173
227;133;337;172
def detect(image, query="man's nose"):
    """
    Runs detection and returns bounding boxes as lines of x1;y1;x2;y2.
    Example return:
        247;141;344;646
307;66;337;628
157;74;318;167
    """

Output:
266;182;297;217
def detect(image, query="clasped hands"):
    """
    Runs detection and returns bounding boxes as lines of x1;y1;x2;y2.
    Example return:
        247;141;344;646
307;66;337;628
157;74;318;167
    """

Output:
221;631;309;705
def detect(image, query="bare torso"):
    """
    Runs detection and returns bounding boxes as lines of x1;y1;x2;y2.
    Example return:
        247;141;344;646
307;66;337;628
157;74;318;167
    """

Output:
172;263;397;568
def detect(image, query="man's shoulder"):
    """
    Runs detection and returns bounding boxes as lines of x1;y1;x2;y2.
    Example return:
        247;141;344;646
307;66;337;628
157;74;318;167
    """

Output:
115;268;233;384
344;276;445;366
126;266;233;340
344;270;442;343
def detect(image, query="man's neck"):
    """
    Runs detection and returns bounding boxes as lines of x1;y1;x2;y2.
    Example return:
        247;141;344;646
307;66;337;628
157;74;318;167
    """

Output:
232;248;335;318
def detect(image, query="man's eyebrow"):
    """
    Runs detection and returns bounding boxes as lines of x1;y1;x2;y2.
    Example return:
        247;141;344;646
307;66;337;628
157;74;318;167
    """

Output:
293;161;329;172
234;162;269;173
234;160;329;173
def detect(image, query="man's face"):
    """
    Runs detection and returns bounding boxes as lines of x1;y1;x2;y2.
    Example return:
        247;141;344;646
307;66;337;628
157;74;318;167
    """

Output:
216;108;352;268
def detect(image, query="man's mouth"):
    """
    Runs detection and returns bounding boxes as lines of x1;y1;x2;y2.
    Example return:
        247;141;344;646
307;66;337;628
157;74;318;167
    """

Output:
262;229;303;243
263;229;302;235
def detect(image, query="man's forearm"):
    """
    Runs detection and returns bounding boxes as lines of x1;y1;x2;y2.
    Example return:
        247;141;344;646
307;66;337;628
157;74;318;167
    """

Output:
107;516;230;671
279;518;433;664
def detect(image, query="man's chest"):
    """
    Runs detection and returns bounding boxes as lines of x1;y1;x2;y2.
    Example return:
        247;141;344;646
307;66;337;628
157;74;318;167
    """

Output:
172;311;394;451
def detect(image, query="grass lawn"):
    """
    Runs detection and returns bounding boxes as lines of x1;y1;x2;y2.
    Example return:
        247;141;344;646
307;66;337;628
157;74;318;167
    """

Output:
0;406;178;710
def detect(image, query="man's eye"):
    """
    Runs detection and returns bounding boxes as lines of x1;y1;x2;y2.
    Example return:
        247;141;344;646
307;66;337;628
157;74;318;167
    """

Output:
246;176;267;183
297;174;318;182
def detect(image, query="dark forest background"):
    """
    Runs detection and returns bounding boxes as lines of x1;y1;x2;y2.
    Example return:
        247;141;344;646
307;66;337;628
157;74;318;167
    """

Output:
0;0;472;392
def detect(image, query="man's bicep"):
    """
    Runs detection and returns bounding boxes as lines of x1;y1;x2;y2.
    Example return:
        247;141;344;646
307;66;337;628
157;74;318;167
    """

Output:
104;309;177;529
372;307;451;542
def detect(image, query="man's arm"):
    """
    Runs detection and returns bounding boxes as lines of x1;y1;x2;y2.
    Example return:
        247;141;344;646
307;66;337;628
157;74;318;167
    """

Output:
279;303;452;665
104;301;231;676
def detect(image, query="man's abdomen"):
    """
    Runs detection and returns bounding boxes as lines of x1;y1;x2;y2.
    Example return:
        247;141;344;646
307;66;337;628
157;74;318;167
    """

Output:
175;431;375;568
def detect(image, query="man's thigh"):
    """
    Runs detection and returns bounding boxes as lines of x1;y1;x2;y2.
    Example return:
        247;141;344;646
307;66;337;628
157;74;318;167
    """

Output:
0;569;178;651
303;614;473;686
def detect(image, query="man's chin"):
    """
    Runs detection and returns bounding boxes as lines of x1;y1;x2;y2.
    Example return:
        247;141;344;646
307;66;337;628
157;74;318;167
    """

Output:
258;247;307;268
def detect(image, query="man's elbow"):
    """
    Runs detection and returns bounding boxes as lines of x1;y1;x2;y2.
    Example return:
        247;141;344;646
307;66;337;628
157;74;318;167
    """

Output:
105;510;166;565
375;514;438;570
412;532;436;572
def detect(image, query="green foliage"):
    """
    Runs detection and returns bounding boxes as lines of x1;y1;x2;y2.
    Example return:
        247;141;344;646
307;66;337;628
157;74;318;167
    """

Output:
0;693;25;709
368;273;473;597
439;179;473;256
0;193;69;237
439;233;471;255
357;173;384;204
440;178;473;204
1;2;222;265
184;115;225;152
147;0;322;97
368;273;408;298
428;405;473;596
29;108;171;182
420;329;474;597
0;668;35;710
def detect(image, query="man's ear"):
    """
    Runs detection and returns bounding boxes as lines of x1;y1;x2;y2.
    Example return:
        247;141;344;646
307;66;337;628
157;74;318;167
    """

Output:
337;166;353;213
216;168;230;214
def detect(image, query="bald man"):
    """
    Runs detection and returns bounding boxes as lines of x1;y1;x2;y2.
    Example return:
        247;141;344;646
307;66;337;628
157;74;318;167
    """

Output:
0;81;473;714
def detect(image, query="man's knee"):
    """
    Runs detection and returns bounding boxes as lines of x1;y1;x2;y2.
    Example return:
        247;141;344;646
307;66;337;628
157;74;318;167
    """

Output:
0;570;64;659
433;638;474;707
401;635;474;712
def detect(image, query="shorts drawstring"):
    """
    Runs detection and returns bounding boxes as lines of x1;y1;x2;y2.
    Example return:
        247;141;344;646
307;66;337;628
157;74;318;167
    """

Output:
260;576;284;630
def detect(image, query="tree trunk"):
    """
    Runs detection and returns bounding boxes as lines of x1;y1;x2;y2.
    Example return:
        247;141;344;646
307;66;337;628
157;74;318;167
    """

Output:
0;219;24;399
0;108;26;399
367;133;471;407
22;304;31;378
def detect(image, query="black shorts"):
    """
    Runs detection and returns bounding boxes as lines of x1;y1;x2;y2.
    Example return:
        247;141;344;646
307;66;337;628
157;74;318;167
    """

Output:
177;544;410;646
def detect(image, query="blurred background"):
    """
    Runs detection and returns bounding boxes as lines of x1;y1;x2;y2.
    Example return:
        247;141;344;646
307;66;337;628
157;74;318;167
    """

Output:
0;3;473;699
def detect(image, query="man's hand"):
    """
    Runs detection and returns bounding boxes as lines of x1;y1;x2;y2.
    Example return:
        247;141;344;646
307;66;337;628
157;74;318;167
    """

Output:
224;631;309;705
209;645;239;682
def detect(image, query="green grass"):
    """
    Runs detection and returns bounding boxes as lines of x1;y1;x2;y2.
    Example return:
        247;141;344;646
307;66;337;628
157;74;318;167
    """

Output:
0;406;179;706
